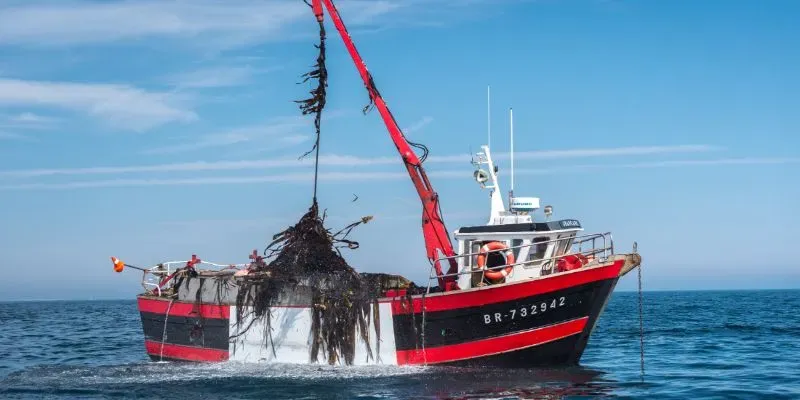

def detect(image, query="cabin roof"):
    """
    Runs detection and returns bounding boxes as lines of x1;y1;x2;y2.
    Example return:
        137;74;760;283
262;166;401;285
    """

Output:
456;219;582;234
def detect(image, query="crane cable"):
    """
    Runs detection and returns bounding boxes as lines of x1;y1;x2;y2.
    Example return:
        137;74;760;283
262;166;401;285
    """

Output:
296;1;328;202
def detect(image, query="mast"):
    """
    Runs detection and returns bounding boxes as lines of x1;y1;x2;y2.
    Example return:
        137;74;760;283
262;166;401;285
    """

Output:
487;85;491;149
509;107;515;207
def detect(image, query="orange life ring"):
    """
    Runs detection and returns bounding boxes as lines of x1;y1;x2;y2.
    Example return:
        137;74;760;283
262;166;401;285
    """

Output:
476;241;515;281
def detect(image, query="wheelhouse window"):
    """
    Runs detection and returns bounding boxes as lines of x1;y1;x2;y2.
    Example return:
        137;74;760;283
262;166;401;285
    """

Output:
470;240;481;268
511;238;524;260
555;234;575;258
527;236;550;265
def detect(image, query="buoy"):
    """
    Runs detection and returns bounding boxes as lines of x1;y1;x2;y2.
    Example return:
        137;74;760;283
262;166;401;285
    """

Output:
111;256;125;273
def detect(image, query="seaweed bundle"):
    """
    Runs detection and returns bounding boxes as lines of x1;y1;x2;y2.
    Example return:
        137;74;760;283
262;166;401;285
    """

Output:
232;202;378;365
230;2;382;365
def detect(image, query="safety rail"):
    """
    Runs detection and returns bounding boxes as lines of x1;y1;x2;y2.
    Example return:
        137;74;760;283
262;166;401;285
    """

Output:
427;232;614;292
140;260;249;296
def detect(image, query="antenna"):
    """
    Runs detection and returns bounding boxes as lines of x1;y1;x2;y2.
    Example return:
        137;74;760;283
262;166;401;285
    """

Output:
487;85;491;148
509;107;515;206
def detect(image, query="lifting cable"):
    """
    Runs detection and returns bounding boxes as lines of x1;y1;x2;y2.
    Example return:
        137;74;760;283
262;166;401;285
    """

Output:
297;0;328;202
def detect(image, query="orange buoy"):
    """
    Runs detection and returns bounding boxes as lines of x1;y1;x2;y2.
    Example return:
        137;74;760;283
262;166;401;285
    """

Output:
111;256;125;273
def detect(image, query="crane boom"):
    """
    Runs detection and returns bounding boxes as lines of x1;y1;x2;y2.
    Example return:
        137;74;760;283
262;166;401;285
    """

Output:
310;0;459;291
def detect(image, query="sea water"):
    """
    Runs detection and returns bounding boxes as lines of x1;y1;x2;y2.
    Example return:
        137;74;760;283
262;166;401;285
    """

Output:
0;290;798;399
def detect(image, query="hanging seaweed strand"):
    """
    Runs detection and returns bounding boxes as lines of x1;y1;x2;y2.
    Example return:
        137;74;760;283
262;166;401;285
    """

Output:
295;0;328;202
228;1;418;366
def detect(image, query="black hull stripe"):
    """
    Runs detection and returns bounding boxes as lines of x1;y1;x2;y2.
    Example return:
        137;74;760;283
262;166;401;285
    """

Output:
439;334;581;368
139;312;229;351
566;278;618;363
392;278;616;350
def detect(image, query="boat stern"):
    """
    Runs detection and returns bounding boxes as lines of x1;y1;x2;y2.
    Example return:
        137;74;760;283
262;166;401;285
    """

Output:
137;295;231;362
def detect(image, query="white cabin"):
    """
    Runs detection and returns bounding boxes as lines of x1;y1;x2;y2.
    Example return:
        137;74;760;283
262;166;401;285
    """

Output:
441;145;609;290
453;220;584;289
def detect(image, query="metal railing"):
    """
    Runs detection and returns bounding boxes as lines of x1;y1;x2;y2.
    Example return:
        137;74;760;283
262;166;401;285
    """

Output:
428;232;614;291
139;260;249;296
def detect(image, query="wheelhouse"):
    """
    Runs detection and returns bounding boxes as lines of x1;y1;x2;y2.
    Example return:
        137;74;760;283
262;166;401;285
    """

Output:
453;220;586;289
426;145;616;291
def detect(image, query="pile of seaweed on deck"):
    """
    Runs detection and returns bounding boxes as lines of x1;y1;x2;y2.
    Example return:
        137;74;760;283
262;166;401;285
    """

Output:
229;4;414;366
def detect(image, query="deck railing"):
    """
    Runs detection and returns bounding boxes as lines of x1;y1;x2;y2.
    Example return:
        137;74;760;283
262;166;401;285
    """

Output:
139;260;248;296
428;232;614;292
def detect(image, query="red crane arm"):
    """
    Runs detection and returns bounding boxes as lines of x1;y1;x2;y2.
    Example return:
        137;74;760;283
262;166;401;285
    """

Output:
311;0;459;291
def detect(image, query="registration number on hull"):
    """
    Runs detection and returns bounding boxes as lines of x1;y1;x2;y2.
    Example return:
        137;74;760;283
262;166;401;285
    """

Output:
483;296;566;324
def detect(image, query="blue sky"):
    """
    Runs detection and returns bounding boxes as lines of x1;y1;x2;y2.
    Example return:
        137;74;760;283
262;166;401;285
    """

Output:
0;0;798;301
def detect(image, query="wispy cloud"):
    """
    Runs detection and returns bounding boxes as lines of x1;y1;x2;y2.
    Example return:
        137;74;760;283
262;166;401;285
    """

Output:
141;115;322;155
2;156;797;191
618;158;800;168
0;0;518;51
0;1;305;47
0;79;196;131
0;144;721;178
7;111;57;125
0;171;407;190
165;65;281;89
512;157;800;175
403;116;433;135
0;111;60;131
0;130;26;140
0;0;418;50
427;144;723;163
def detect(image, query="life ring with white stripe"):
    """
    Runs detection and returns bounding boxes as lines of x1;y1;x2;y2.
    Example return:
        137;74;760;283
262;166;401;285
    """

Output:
476;241;515;281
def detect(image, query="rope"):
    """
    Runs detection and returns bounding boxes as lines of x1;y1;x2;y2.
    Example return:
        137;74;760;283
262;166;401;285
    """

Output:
295;8;328;202
160;298;175;361
421;291;428;365
637;244;645;379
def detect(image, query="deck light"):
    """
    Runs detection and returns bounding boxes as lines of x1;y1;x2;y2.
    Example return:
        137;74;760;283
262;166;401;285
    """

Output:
474;169;489;185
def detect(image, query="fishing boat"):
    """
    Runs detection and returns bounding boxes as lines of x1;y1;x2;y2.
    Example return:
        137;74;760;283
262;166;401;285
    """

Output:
114;0;641;368
122;142;640;367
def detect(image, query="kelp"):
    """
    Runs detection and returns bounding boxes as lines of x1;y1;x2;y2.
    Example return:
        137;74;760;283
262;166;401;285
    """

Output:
229;3;390;365
231;202;391;365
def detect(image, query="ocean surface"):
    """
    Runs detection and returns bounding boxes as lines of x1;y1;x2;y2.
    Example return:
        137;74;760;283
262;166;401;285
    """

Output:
1;290;798;399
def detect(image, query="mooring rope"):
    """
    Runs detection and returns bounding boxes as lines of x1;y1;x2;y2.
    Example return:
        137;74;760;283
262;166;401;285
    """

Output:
160;298;175;361
421;291;428;365
636;242;645;379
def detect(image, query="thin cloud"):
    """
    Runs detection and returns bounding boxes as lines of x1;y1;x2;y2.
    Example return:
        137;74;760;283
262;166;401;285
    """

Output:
165;65;282;89
0;131;26;140
0;0;414;49
0;0;517;50
0;111;60;131
621;158;800;168
0;144;722;178
9;111;57;124
141;116;321;155
427;144;723;163
0;171;408;190
512;157;800;175
0;79;196;131
2;156;796;191
403;116;433;135
0;1;306;47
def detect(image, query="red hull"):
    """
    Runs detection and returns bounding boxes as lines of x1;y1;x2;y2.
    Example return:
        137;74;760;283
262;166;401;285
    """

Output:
137;259;624;366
